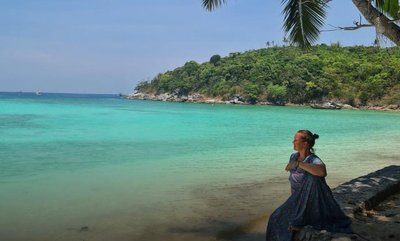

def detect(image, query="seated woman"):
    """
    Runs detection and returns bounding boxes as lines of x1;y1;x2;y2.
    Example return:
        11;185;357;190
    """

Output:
266;130;352;241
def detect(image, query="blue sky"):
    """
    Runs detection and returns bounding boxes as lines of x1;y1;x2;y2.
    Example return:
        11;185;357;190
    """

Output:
1;0;377;94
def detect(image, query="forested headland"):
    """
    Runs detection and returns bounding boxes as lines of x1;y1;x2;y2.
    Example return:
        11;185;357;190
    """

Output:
133;45;400;107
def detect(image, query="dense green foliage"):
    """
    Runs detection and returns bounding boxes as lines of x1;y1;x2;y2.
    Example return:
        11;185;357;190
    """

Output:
135;45;400;105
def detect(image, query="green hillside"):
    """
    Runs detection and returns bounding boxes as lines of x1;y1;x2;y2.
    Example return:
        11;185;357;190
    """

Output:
135;45;400;106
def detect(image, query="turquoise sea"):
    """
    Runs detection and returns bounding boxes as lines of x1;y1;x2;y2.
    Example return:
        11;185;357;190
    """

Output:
1;92;399;241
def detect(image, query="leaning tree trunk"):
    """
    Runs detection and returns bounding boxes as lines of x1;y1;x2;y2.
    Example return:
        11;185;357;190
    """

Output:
352;0;400;45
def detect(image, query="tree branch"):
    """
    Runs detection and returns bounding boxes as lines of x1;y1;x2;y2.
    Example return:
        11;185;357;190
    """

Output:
323;22;374;32
322;14;374;32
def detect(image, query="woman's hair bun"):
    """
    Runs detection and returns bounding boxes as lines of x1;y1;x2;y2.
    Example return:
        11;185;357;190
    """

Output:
313;134;319;139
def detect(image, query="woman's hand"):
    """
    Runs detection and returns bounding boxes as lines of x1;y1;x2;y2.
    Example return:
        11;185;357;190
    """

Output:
285;160;327;177
285;161;298;171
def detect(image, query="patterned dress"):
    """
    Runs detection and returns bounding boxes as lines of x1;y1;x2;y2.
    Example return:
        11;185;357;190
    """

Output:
265;153;352;241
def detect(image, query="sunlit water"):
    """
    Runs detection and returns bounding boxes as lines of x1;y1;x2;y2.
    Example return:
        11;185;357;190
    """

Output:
1;92;399;241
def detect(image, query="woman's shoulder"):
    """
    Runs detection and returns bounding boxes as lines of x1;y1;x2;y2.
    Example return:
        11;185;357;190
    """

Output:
310;154;324;165
289;153;324;164
290;152;298;160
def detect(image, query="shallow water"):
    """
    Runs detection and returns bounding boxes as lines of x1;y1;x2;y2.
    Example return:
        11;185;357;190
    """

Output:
1;92;399;240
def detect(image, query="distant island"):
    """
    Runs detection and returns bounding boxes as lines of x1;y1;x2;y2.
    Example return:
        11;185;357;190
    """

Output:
128;44;400;111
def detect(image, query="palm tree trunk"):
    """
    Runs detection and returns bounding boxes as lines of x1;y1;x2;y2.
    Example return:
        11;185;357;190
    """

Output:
352;0;400;45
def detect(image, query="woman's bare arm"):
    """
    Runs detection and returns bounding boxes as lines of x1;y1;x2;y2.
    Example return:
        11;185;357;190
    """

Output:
298;161;327;177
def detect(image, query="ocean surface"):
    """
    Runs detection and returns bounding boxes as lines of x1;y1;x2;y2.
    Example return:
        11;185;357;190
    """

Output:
1;92;399;241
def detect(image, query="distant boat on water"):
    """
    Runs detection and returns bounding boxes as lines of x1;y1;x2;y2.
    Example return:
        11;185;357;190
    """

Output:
35;91;42;96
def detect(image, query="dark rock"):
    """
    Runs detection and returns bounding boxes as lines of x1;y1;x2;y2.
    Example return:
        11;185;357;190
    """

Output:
80;226;89;232
310;102;342;110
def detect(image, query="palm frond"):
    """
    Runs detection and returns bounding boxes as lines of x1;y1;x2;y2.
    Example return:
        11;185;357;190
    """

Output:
202;0;226;11
383;0;399;17
373;0;399;17
374;0;386;9
282;0;328;48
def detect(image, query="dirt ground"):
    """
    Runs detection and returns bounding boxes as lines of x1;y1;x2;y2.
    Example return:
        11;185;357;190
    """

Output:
352;191;400;241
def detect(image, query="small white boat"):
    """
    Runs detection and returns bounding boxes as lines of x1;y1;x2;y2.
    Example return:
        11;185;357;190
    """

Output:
35;91;42;96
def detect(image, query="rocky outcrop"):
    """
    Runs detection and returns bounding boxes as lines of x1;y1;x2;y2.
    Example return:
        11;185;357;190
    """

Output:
126;92;400;111
310;102;343;109
356;104;400;111
295;165;400;241
333;165;400;215
125;92;250;105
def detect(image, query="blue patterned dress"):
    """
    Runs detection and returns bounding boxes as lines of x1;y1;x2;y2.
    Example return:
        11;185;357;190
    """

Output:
265;153;352;241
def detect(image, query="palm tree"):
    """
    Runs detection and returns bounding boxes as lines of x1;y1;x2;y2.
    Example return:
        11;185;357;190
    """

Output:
202;0;400;47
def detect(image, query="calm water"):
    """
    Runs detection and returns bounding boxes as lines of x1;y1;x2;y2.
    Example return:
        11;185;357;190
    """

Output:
1;92;399;241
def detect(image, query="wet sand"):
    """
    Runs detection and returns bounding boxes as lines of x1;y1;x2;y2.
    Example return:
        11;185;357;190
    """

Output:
131;175;392;241
5;172;397;241
131;177;291;241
